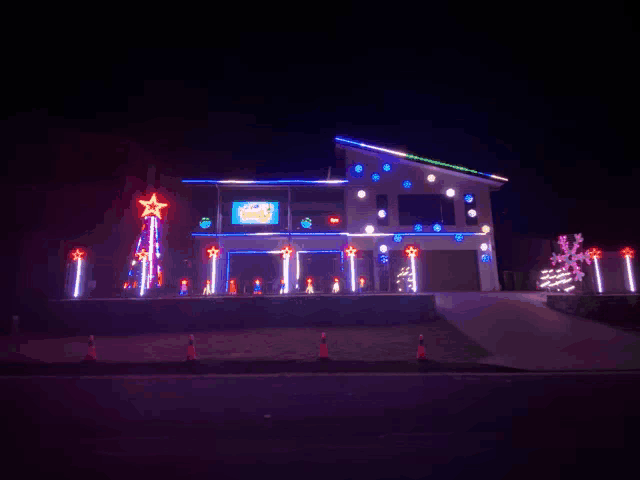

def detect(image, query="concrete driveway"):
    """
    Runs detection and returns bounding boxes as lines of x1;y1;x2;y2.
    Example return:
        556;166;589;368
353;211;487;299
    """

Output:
434;292;640;371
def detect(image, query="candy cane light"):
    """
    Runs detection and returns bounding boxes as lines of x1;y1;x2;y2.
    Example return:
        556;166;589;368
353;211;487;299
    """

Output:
620;247;636;293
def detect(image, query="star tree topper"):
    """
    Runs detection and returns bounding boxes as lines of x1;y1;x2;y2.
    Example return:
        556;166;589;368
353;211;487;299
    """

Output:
139;193;168;220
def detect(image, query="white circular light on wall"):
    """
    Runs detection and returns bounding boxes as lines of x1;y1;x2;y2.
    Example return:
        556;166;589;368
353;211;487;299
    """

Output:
482;225;491;233
379;244;388;253
467;209;477;218
427;174;436;183
357;190;366;199
446;188;455;197
365;225;374;234
480;243;488;251
378;209;386;218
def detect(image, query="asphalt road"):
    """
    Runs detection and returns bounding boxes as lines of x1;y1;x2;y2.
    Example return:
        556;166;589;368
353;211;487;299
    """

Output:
2;372;639;479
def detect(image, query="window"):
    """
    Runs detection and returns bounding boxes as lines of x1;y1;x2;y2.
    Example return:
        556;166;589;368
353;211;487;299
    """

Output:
397;194;456;226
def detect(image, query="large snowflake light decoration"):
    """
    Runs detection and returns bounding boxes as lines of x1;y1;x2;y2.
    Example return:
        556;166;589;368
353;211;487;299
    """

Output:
550;233;592;283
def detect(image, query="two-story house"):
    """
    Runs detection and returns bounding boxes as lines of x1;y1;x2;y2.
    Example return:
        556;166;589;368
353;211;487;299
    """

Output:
184;137;508;294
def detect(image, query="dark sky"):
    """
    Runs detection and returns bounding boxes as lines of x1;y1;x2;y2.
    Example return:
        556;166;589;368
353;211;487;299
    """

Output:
4;4;638;273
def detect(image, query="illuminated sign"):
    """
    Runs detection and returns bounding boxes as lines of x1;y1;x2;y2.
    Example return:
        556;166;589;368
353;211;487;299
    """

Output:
231;202;279;225
328;215;341;225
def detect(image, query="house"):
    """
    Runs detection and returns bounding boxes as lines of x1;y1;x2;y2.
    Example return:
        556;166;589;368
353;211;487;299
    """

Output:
183;136;508;293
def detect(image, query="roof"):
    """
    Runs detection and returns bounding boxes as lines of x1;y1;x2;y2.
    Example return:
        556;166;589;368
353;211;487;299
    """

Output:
335;137;508;183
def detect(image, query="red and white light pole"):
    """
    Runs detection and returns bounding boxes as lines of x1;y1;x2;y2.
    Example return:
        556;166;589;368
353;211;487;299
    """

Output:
405;245;419;293
588;247;604;294
621;247;636;293
281;246;293;294
207;246;220;295
71;248;85;298
346;246;358;292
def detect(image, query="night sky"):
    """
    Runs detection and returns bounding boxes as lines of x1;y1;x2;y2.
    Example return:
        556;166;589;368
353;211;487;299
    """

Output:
4;5;637;300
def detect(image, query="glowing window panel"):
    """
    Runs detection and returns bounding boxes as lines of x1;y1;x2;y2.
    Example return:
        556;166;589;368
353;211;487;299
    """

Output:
481;254;491;263
365;225;374;234
378;209;387;219
199;217;212;229
354;164;363;173
427;174;436;183
357;190;366;199
455;234;464;242
432;223;442;232
446;188;455;198
393;234;403;243
464;194;474;203
379;244;388;253
480;243;488;251
467;209;477;218
383;163;391;172
482;225;491;233
371;173;380;182
301;218;312;229
403;180;412;189
414;224;422;232
231;201;279;225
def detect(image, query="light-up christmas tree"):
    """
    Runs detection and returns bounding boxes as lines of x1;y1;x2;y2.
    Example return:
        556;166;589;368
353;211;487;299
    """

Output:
125;193;168;297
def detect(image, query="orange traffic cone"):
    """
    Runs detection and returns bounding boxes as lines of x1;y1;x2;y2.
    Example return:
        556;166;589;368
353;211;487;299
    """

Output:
416;334;426;360
186;334;197;361
318;332;329;360
84;335;97;362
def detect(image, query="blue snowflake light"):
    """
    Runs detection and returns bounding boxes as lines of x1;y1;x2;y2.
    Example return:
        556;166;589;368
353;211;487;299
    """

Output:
403;180;412;189
414;224;423;232
455;233;464;242
378;254;389;264
371;173;380;182
383;163;391;172
432;223;442;232
393;234;403;243
354;164;363;173
464;194;474;204
481;254;491;263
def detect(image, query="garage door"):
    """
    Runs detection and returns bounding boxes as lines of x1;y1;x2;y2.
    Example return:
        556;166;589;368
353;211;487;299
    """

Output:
420;250;480;291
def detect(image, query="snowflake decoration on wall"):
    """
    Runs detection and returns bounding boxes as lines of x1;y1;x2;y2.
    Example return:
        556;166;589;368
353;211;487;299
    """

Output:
550;233;592;283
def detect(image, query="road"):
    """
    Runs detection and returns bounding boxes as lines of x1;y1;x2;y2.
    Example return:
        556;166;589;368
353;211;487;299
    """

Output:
2;371;639;479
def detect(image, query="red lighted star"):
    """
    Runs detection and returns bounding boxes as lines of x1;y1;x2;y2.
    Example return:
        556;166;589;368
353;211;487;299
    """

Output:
139;193;168;219
207;246;220;258
281;246;293;258
345;246;357;257
136;249;148;261
621;247;635;259
405;246;419;257
71;248;85;261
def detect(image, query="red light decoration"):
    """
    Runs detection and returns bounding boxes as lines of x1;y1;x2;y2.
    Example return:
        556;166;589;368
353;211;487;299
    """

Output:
158;270;163;286
588;247;603;260
139;193;168;220
207;246;220;258
181;279;188;286
333;277;339;283
329;215;341;225
405;245;419;257
71;248;85;261
255;279;260;285
136;249;149;261
307;277;313;285
345;246;357;257
123;282;129;289
621;247;635;259
281;246;293;259
359;276;365;286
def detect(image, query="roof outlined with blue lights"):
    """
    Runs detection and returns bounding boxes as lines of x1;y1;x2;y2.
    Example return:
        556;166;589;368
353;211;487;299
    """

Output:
335;137;508;183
